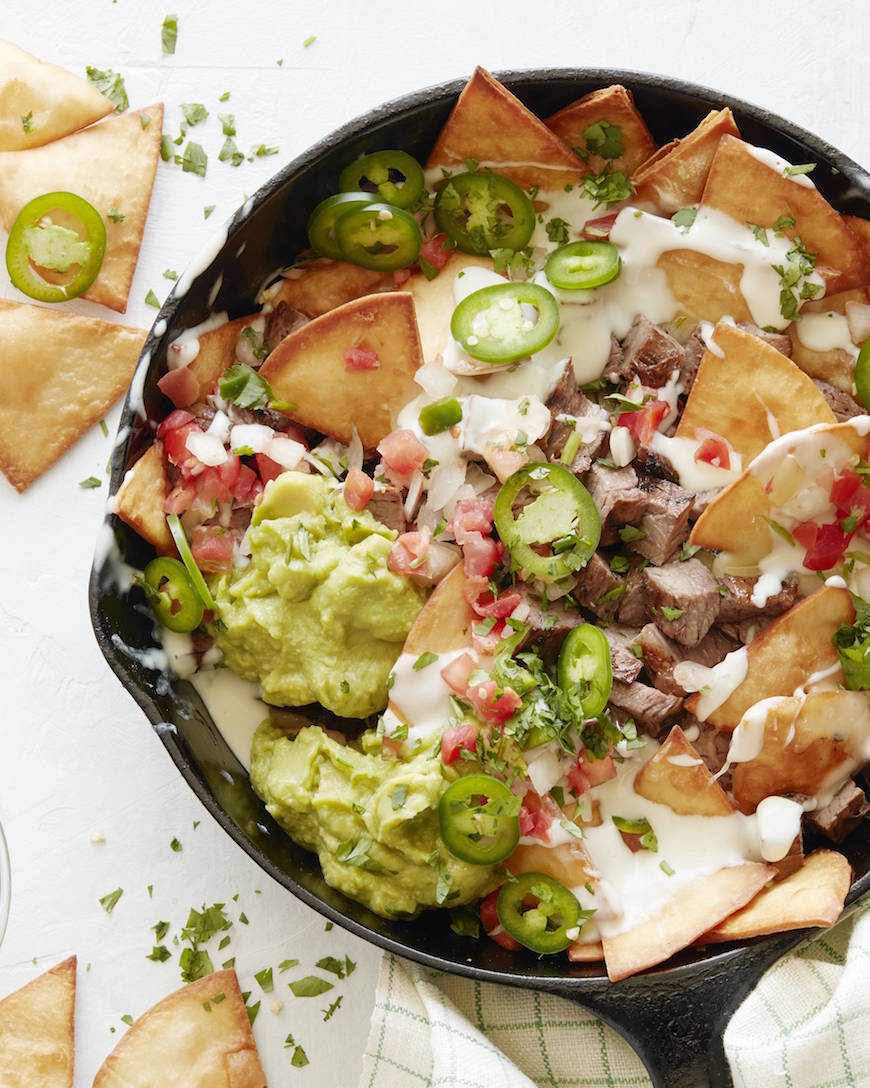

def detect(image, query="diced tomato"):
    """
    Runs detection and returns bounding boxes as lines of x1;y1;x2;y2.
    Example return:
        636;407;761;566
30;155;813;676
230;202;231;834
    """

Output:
451;497;495;544
255;453;284;485
462;533;504;578
157;367;200;408
377;429;428;478
518;807;535;837
466;679;521;726
343;347;381;372
581;213;619;241
830;469;870;518
471;589;522;618
617;400;669;445
162;421;200;471
194;467;233;505
440;653;477;695
565;762;591;795
190;526;235;572
218;454;241;490
232;464;262;505
581;753;617;787
462;575;490;607
519;790;557;841
793;521;819;550
419;233;452;271
157;409;195;438
164;482;196;515
472;619;508;656
440;722;479;765
392;268;411;287
344;468;375;511
388;528;431;576
694;434;731;470
480;888;521;951
802;522;849;571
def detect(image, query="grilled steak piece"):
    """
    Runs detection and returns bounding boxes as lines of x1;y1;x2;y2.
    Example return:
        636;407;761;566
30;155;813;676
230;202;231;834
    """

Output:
635;443;679;482
680;325;705;395
582;463;647;544
616;564;649;626
604;334;625;383
634;477;693;565
264;301;308;353
716;573;798;623
543;365;609;473
717;616;775;645
805;780;870;843
604;625;644;683
367;485;407;533
514;586;583;651
643;558;721;645
690;489;718;520
608;679;683;736
574;552;624;619
813;379;864;421
686;717;733;789
617;315;685;388
637;623;737;695
736;322;792;357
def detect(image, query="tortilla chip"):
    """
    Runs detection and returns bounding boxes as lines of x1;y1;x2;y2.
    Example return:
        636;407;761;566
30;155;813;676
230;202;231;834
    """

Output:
115;443;173;552
702;135;870;294
0;39;113;150
634;724;734;816
403;563;475;655
703;850;852;941
188;315;259;398
0;956;75;1088
786;286;870;392
93;969;265;1088
567;940;605;962
0;299;145;491
632;108;740;212
676;322;836;461
407;251;494;361
269;262;389;319
602;862;774;981
426;67;584;190
507;840;597;889
656;250;752;325
845;214;870;259
687;585;854;729
732;689;870;812
259;291;423;449
544;84;657;177
0;103;163;312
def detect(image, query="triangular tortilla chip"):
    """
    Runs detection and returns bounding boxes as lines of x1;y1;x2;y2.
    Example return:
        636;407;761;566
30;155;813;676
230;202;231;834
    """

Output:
632;108;740;212
507;839;598;890
786;286;870;392
686;585;854;729
702;850;852;941
657;250;752;325
0;299;145;491
567;940;605;962
602;862;774;980
93;969;265;1088
545;84;657;177
407;251;494;362
188;315;259;399
0;40;113;150
676;322;835;460
426;67;584;190
732;689;870;812
403;562;475;655
844;214;870;259
634;724;734;816
269;261;389;319
259;291;423;449
115;442;173;552
702;135;870;294
0;103;163;312
0;956;75;1088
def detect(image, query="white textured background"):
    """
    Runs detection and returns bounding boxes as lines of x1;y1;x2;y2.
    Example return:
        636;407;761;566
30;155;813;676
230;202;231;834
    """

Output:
0;1;866;1084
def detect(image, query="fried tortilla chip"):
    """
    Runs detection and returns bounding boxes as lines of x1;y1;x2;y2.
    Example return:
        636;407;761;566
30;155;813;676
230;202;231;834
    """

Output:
687;585;854;729
188;315;259;398
0;39;113;150
702;135;870;294
845;214;870;259
0;103;163;312
786;287;870;392
632;108;740;212
732;689;870;812
407;251;494;361
269;261;389;319
676;322;835;460
0;299;145;491
634;724;734;816
544;84;657;177
115;443;173;553
93;969;265;1088
427;67;584;190
703;850;852;941
507;840;597;889
602;862;774;981
0;956;75;1088
567;940;605;962
403;563;475;655
259;291;423;449
657;250;752;325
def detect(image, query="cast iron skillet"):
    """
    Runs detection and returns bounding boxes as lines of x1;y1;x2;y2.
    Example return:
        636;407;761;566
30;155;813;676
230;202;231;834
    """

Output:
89;69;870;1086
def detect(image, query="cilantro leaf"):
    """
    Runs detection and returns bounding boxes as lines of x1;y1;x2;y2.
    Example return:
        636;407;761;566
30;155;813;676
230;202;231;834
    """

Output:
583;120;625;160
99;887;123;913
145;289;161;308
146;945;171;962
582;170;634;208
161;14;178;55
180;102;208;126
660;605;685;621
315;956;345;978
218;136;244;167
86;67;128;112
671;206;697;231
289;975;333;998
833;594;870;689
783;162;816;178
179;947;213;982
219;363;275;410
79;476;102;490
181;141;208;177
254;967;273;992
545;217;570;245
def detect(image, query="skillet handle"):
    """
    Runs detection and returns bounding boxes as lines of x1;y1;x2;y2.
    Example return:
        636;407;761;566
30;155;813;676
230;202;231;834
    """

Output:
544;935;798;1088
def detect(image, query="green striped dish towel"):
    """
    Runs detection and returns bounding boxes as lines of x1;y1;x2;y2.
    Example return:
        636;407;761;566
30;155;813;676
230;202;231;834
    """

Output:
359;906;870;1087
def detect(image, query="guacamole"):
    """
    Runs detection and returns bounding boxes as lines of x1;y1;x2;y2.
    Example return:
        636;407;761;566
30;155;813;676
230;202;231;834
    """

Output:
251;720;500;917
211;472;425;718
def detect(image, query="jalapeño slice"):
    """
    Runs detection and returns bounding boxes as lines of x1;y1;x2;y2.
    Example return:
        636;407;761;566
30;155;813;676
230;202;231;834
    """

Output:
5;191;106;303
557;624;612;719
166;513;216;612
307;192;374;260
438;773;520;866
142;556;204;633
545;240;621;290
434;171;535;256
856;336;870;410
497;872;590;954
334;202;422;271
451;282;559;364
494;463;601;581
338;150;425;210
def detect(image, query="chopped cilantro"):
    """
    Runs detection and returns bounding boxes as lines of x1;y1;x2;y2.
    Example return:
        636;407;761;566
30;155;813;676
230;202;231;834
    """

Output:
315;956;346;978
291;1044;309;1067
610;554;631;574
413;651;438;671
582;120;625;161
21;111;33;134
86;67;129;112
612;815;658;851
107;207;125;223
169;836;182;851
680;541;701;561
246;999;261;1026
219;363;276;410
239;912;249;925
203;205;215;219
161;14;178;54
303;34;317;47
250;143;279;160
218;112;236;137
748;223;769;246
163;268;178;280
545;217;570;245
254;967;274;993
181;141;208;177
833;593;870;689
121;1014;133;1026
179;947;213;982
219;136;244;167
145;289;161;308
582;170;634;208
182;903;231;944
219;90;231;102
391;783;408;810
289;975;333;998
773;214;796;231
660;859;676;876
618;525;646;543
160;135;173;162
783;162;816;178
99;887;123;913
323;995;343;1021
660;605;685;621
99;418;109;437
153;920;170;941
180;102;208;126
79;476;102;490
278;958;299;972
671;206;697;231
146;945;171;962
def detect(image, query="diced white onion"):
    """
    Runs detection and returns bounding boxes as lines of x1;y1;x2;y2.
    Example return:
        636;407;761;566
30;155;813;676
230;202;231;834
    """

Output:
186;429;228;466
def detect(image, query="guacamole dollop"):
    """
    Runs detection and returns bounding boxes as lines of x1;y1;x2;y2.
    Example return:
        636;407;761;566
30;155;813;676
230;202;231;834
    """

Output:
211;472;425;718
251;720;500;917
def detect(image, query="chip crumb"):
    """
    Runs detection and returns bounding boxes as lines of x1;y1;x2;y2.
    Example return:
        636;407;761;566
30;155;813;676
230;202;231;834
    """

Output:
270;999;284;1014
90;829;106;844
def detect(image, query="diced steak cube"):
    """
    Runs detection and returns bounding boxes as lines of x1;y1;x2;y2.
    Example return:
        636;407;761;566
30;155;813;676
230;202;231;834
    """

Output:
616;564;649;626
637;623;737;695
514;585;582;650
574;552;624;619
634;477;693;565
604;625;644;683
603;334;625;383
264;301;309;353
583;463;647;544
543;366;609;474
716;573;798;623
617;315;685;388
680;326;705;395
686;716;733;790
367;485;406;533
608;679;683;736
716;616;775;646
736;322;792;357
634;443;679;482
643;558;720;646
813;379;864;421
805;779;870;843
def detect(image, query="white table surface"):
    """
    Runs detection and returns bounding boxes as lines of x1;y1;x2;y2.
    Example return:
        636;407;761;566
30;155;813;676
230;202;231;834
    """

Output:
0;0;866;1084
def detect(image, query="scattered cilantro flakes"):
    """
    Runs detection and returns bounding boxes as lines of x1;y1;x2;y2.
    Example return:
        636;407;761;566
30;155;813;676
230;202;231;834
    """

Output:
619;525;646;543
218;935;231;950
193;820;200;830
449;907;480;939
680;541;701;561
145;289;161;308
323;995;343;1021
250;143;279;160
582;120;625;161
345;955;356;976
99;418;109;437
107;207;125;223
545;217;570;245
222;957;235;969
290;1044;309;1067
278;959;299;972
218;112;236;137
120;1013;133;1026
582;170;634;208
182;903;231;944
219;91;231;102
147;884;153;898
254;967;274;992
169;836;182;851
324;921;333;931
289;976;333;997
146;945;171;962
86;66;129;112
783;162;816;178
303;34;317;47
99;887;124;914
161;14;178;55
163;268;178;280
413;651;438;671
239;912;249;925
748;223;769;246
246;999;261;1026
219;137;244;167
182;141;208;177
153;920;170;941
315;956;345;979
179;947;213;982
660;860;676;877
180;102;208;126
660;605;685;621
79;476;102;490
21;111;33;134
671;206;697;231
160;135;173;162
773;214;796;231
203;205;215;219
